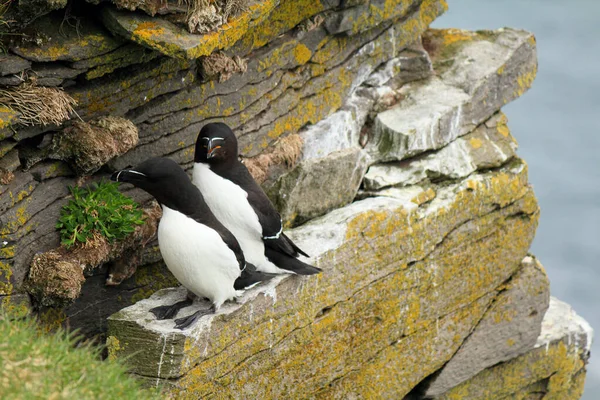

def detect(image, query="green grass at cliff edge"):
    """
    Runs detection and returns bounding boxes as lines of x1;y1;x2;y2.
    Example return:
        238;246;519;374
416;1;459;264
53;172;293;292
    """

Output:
0;313;161;399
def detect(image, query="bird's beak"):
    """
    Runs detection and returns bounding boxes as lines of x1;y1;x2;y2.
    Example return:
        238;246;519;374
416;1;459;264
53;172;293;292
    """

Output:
207;145;222;159
110;169;147;183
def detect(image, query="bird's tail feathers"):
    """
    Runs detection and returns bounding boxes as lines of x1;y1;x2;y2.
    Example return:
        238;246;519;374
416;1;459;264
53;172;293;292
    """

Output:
234;263;277;290
265;247;322;275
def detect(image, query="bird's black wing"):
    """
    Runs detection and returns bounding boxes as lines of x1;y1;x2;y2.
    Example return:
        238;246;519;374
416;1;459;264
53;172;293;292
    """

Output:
217;230;246;270
222;162;310;258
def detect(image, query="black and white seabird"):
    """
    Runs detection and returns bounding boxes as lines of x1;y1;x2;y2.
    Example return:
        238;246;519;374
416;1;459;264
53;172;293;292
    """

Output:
111;157;275;329
193;122;321;276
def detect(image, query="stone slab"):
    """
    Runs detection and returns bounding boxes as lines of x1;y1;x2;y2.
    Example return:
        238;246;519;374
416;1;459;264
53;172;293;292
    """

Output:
107;157;539;397
439;297;593;399
0;54;31;76
11;13;123;62
364;112;517;190
267;147;369;226
101;0;278;59
368;28;537;162
424;255;550;397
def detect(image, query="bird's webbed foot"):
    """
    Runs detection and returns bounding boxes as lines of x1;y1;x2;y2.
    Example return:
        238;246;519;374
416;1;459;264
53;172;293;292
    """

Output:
150;298;193;320
174;304;217;330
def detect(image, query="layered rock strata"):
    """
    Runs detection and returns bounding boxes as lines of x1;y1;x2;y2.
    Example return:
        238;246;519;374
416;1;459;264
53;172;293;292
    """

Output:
0;0;592;397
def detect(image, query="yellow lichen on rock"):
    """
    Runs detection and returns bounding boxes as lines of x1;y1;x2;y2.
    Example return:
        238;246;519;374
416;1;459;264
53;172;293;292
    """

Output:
293;44;312;65
0;106;18;133
106;0;278;59
441;341;586;399
115;158;540;398
237;0;325;52
106;336;124;361
0;261;13;295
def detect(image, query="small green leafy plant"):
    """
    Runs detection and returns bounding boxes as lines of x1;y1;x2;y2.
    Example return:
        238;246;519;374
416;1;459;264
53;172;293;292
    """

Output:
56;180;145;248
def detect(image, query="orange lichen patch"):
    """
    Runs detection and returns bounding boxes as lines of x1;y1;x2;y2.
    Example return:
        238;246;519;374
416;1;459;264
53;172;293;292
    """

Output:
528;35;537;47
423;26;487;62
497;122;510;138
311;36;343;65
469;138;483;149
0;201;32;236
440;28;476;46
0;294;30;318
293;43;312;65
411;188;436;206
133;21;166;38
187;0;278;58
349;0;417;35
514;65;537;98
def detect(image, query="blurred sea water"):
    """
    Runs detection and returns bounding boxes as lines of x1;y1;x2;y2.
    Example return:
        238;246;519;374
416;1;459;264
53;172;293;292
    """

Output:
432;1;600;397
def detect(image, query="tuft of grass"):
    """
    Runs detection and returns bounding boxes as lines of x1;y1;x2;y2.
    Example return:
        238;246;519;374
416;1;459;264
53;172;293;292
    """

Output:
0;82;77;126
201;51;247;82
0;313;161;399
183;0;249;33
244;133;303;184
56;180;145;249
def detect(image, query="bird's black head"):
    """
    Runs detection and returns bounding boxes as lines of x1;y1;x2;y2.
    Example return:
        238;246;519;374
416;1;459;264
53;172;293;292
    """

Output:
111;157;199;213
194;122;238;164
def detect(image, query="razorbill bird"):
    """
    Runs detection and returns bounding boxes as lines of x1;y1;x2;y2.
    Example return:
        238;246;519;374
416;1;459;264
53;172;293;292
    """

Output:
193;122;321;275
111;157;275;329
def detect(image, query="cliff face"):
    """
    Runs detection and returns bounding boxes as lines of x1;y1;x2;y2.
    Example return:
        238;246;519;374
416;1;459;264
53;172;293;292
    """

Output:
0;0;592;398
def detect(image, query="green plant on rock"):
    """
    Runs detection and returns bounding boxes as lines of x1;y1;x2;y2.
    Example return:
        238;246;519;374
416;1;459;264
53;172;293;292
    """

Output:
56;180;145;249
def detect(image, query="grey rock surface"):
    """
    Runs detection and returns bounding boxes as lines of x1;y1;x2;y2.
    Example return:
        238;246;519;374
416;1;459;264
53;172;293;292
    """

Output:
368;28;537;162
424;255;550;397
0;55;31;76
267;148;369;225
364;112;517;190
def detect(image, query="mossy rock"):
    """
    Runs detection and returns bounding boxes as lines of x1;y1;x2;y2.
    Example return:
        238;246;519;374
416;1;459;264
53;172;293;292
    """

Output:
101;0;278;59
10;13;123;62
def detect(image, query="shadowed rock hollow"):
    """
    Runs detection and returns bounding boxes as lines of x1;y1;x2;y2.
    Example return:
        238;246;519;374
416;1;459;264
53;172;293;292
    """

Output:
0;0;592;398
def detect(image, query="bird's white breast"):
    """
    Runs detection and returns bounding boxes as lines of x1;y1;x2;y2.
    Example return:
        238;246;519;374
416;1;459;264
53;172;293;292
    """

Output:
192;163;281;273
158;206;240;307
